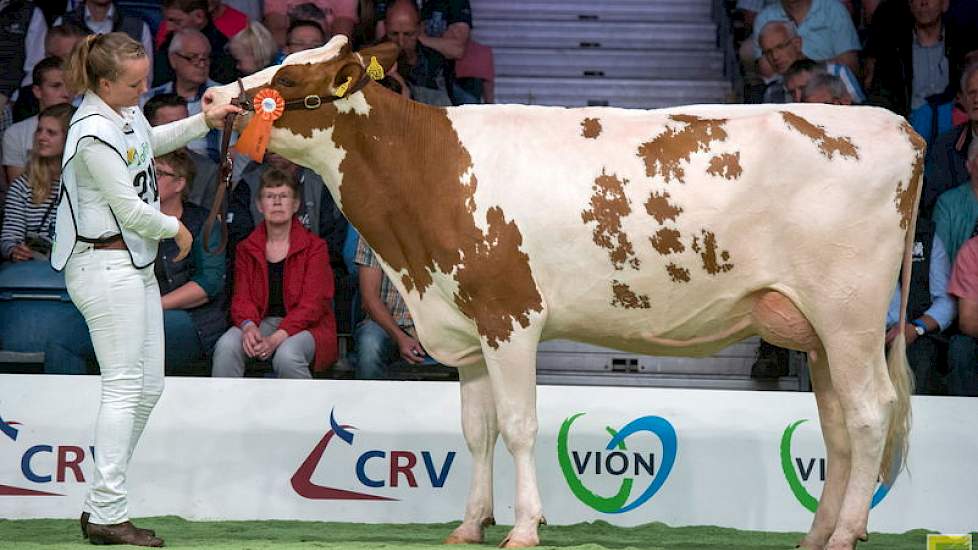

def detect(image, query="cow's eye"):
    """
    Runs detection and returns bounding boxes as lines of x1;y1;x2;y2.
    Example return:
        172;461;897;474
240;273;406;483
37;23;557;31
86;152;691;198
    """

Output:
275;76;296;87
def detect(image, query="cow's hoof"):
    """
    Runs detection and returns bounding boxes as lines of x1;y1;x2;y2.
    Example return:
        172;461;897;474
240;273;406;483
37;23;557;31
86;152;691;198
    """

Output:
444;524;485;545
824;537;856;550
795;534;826;549
498;526;539;548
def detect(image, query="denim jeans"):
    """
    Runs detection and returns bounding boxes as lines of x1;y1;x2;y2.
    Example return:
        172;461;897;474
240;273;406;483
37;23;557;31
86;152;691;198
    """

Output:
947;334;978;396
353;319;400;380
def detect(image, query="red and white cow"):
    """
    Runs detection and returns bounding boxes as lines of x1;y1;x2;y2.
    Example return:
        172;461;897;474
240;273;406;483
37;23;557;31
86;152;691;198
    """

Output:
206;36;922;550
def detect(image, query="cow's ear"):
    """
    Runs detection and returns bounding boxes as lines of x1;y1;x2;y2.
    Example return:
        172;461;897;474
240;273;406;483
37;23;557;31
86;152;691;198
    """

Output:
355;42;400;81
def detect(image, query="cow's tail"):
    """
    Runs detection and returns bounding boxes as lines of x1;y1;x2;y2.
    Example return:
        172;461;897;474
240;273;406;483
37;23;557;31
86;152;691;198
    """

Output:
881;129;923;485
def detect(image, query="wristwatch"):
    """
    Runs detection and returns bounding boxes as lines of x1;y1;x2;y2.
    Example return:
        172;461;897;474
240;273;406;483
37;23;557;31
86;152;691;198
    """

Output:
911;320;927;336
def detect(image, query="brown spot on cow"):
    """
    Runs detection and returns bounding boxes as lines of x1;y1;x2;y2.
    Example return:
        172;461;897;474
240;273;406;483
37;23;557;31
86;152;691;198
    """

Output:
780;111;859;160
637;114;729;183
644;191;683;224
707;152;743;180
666;263;691;283
263;53;545;348
581;118;602;139
611;280;651;309
692;230;734;275
896;121;925;230
650;227;685;255
582;170;640;270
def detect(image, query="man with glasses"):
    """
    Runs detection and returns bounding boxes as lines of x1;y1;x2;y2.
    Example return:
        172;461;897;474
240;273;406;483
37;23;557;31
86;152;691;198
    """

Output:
284;19;327;55
143;29;222;162
751;0;861;75
154;0;236;86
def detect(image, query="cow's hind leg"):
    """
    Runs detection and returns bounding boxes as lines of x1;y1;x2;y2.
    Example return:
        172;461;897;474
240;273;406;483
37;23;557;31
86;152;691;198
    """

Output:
798;349;852;550
482;335;544;548
445;362;499;544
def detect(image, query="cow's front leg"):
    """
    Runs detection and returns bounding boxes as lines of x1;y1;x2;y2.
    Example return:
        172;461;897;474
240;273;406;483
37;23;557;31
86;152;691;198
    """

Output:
445;362;499;545
483;332;545;548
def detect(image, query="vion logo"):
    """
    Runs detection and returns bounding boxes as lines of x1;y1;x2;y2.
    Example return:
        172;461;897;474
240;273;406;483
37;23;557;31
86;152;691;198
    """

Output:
1;410;90;497
291;409;456;501
557;412;677;514
780;419;892;512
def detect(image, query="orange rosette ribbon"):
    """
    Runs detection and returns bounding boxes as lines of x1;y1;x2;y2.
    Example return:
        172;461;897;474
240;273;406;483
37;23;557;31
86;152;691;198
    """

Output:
234;88;285;162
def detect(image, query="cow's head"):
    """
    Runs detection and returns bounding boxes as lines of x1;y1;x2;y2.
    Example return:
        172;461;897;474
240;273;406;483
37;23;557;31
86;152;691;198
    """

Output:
206;35;399;155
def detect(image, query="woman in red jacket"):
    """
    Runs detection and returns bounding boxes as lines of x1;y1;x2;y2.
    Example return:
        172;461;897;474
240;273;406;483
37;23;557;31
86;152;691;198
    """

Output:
211;168;338;377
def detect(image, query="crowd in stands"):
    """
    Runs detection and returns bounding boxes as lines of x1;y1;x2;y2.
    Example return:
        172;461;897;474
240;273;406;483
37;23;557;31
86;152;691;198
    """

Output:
732;0;978;396
0;0;493;381
2;0;977;396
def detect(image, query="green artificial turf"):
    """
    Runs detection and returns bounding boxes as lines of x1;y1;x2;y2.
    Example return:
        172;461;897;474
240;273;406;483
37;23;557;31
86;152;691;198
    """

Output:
0;517;958;550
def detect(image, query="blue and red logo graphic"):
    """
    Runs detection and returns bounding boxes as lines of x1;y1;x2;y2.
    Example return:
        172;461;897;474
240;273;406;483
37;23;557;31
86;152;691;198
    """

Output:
2;410;90;497
291;409;456;501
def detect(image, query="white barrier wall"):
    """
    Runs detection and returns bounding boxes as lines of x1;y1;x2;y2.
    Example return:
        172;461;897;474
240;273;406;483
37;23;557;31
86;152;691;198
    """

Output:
1;375;976;534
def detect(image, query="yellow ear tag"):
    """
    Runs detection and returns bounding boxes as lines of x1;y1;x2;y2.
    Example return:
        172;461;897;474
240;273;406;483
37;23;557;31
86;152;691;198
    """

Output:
366;56;385;80
335;75;353;97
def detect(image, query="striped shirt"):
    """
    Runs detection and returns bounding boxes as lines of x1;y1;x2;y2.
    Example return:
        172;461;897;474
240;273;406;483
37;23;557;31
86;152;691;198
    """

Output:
1;174;59;259
354;236;414;329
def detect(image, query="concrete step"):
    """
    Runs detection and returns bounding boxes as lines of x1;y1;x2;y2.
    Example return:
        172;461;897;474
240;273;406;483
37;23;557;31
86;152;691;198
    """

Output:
494;76;731;109
472;20;719;50
493;47;724;80
538;338;759;376
471;0;714;23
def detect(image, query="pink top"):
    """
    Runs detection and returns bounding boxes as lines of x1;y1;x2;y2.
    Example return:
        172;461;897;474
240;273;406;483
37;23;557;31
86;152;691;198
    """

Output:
455;40;494;81
262;0;358;25
949;236;978;301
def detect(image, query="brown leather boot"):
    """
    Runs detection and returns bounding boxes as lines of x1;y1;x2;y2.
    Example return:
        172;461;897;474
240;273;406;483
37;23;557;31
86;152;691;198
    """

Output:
80;512;156;539
86;520;164;547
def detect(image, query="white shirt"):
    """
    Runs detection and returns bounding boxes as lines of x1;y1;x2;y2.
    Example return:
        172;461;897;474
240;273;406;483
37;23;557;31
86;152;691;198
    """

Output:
1;115;38;169
52;91;209;269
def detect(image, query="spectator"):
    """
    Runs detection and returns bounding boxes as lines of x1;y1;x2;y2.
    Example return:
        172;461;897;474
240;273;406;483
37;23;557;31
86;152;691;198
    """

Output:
924;62;978;216
737;0;782;102
284;19;328;55
155;149;228;372
264;0;357;48
376;0;471;61
385;0;452;106
758;22;864;103
946;234;978;396
143;93;218;209
0;0;34;114
453;39;494;104
155;0;249;47
145;29;222;162
11;24;86;123
228;20;279;78
353;233;425;379
866;0;978;146
884;219;955;395
802;71;852;104
752;0;862;74
154;0;237;86
2;57;71;183
935;138;978;263
212;168;338;378
1;103;73;262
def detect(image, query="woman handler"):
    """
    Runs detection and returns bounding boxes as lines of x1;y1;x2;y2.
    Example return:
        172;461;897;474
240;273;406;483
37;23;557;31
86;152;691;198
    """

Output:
53;32;240;546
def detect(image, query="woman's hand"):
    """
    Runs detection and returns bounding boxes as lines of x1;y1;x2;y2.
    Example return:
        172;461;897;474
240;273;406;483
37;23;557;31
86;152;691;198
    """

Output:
201;89;243;129
256;330;288;359
242;322;263;357
174;222;193;262
9;243;34;262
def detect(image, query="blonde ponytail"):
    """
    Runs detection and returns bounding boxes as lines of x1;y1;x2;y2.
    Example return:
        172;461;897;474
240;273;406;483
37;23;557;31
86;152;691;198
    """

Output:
63;32;146;95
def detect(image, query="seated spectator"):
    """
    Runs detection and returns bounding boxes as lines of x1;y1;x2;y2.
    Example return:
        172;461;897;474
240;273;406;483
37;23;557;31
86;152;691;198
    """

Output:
264;0;357;48
145;29;222;162
154;0;236;86
2;58;71;183
1;104;73;262
284;19;328;55
375;0;471;61
802;72;852;104
924;62;978;217
228;20;279;78
212;168;338;378
752;0;862;74
885;220;955;394
354;234;424;379
385;0;452;106
155;0;248;46
11;23;85;123
453;39;494;104
947;234;978;396
155;149;228;372
0;0;31;117
758;22;864;103
935;139;978;263
865;0;978;144
144;93;218;209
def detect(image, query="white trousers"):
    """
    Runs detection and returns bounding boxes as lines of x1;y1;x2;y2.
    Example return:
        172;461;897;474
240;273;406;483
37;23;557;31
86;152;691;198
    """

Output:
65;247;164;525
